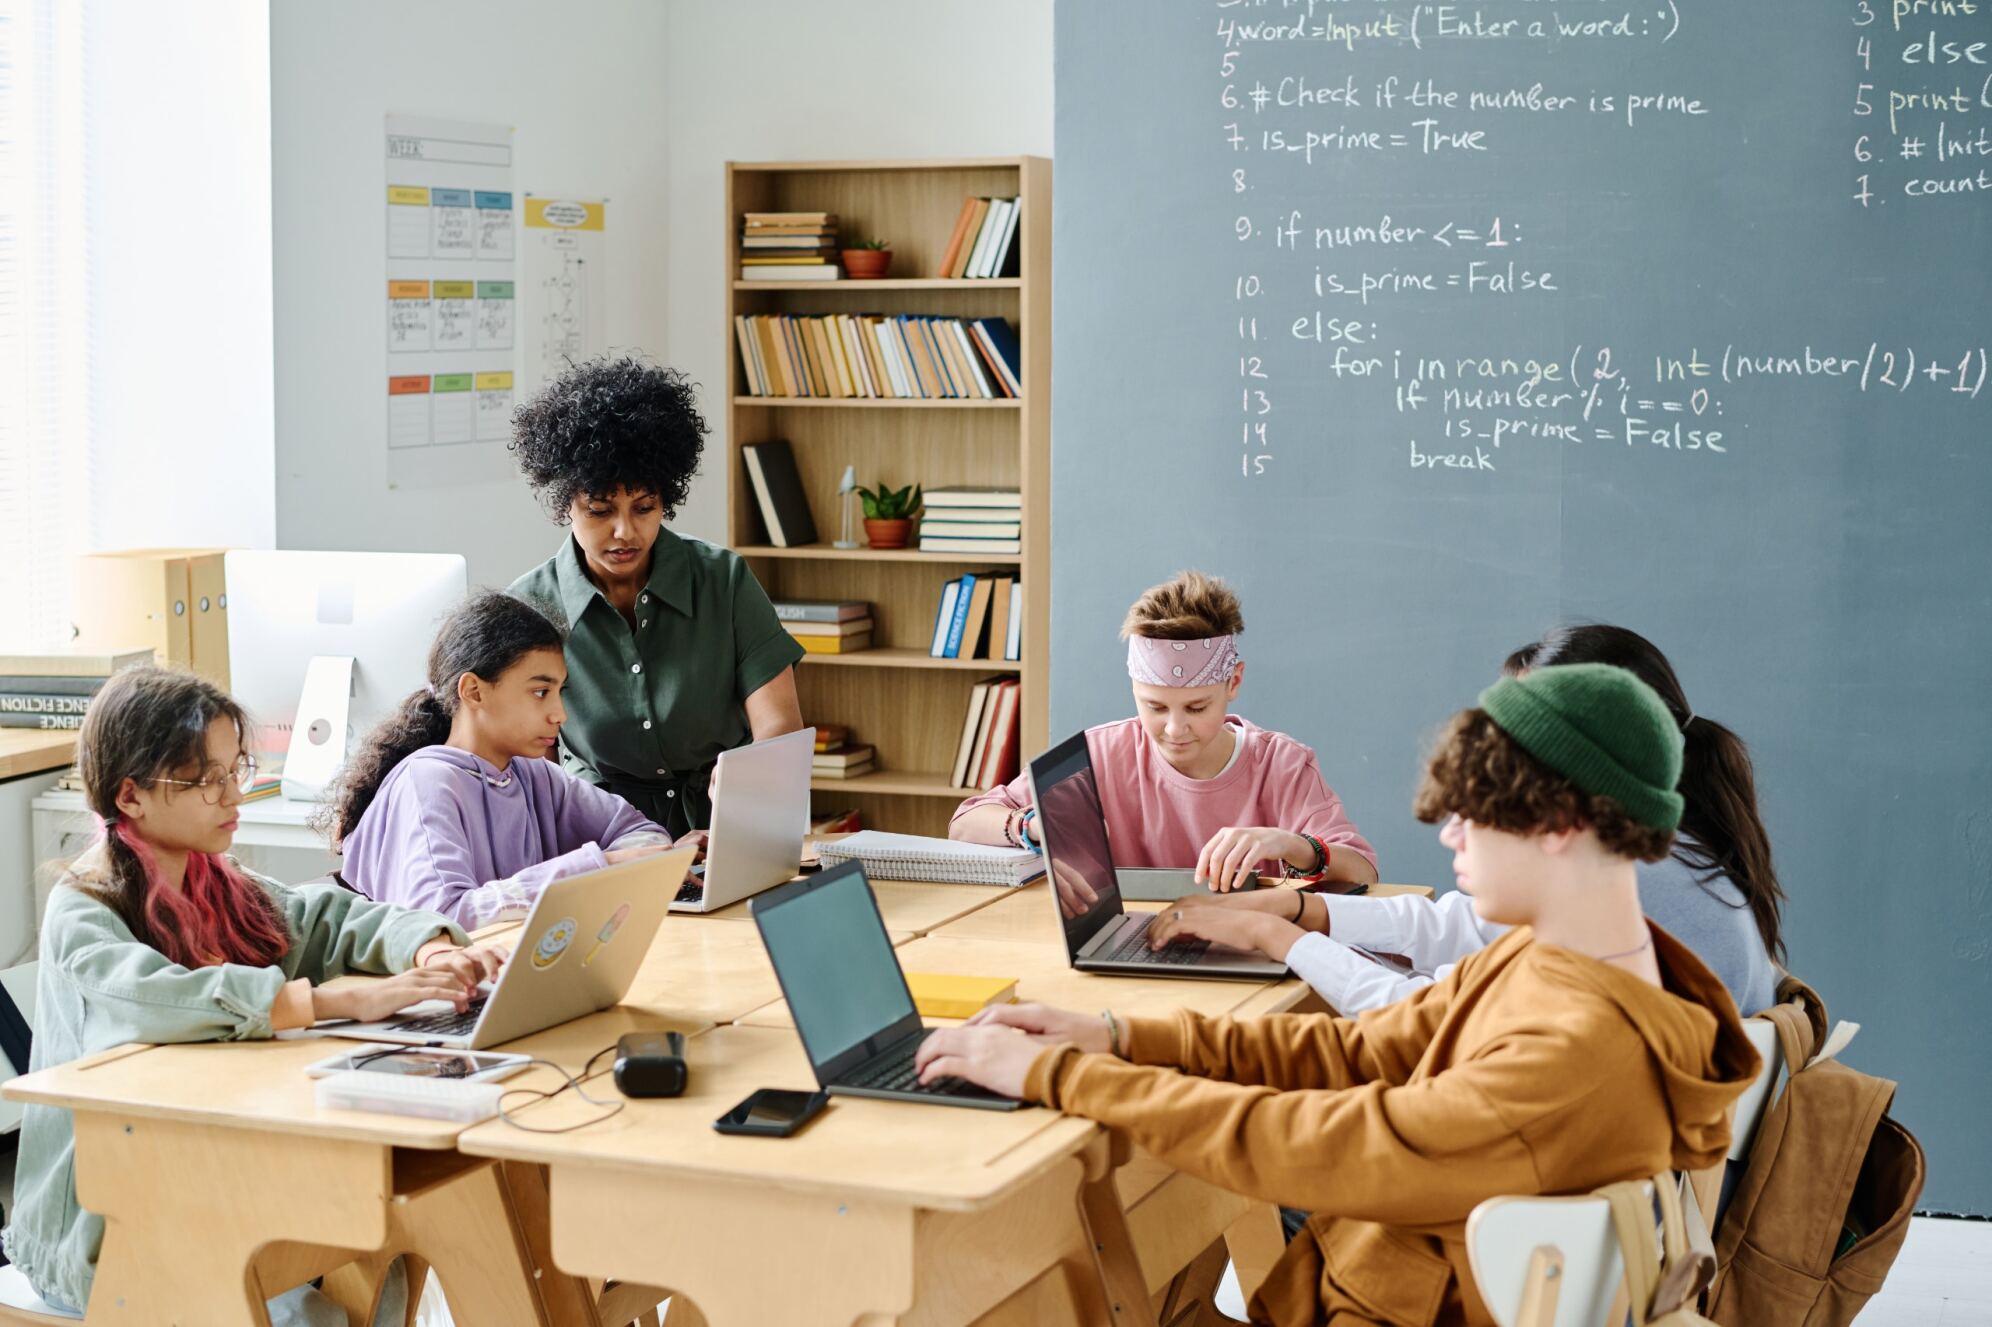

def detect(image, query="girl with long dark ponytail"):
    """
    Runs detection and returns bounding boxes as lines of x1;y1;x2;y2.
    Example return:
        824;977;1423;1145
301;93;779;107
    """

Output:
10;667;497;1316
1507;624;1787;969
327;591;676;930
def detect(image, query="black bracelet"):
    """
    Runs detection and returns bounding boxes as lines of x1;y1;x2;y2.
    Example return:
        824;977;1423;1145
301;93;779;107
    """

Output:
1290;890;1306;925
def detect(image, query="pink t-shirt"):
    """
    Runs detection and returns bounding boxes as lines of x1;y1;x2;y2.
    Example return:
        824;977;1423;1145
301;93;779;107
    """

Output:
952;716;1377;872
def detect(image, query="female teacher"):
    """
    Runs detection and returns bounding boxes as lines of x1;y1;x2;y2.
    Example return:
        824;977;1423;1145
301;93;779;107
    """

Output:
508;355;805;836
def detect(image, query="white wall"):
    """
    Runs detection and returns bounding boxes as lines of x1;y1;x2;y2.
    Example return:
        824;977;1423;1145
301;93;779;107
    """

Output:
269;0;673;589
659;0;1055;543
268;0;1052;578
89;0;274;552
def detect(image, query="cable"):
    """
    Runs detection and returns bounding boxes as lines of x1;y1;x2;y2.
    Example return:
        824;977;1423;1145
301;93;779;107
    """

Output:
495;1044;627;1134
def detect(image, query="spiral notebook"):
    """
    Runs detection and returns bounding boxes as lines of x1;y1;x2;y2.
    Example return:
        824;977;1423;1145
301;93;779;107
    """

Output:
815;831;1045;888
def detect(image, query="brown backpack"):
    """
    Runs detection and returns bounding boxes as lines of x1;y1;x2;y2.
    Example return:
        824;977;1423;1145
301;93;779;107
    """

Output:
1705;976;1925;1326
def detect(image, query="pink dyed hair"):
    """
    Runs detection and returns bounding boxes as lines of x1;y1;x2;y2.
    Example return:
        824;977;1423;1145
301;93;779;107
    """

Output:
111;820;290;969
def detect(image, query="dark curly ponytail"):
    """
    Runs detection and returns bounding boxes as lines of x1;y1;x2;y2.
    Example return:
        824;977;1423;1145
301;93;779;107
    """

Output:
321;591;565;843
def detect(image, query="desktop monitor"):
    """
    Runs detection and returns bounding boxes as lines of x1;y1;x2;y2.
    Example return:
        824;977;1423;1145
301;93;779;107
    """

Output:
224;550;467;801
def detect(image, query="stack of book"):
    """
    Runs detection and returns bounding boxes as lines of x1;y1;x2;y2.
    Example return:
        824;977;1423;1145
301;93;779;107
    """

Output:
810;807;863;836
0;647;153;731
812;724;876;780
937;196;1022;279
929;568;1022;661
776;599;873;655
733;314;1021;400
739;212;841;281
922;488;1023;558
950;677;1022;789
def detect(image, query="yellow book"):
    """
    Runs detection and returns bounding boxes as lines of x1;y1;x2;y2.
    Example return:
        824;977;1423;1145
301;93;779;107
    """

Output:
793;632;872;654
904;972;1018;1020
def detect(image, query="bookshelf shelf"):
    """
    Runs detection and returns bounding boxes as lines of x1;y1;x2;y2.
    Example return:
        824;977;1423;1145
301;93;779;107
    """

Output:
810;770;972;800
732;396;1021;410
729;156;1050;837
734;278;1022;292
737;544;1021;566
799;648;1023;673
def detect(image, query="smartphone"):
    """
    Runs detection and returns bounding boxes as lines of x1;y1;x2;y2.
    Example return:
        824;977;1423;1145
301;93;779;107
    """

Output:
303;1043;530;1083
713;1087;829;1137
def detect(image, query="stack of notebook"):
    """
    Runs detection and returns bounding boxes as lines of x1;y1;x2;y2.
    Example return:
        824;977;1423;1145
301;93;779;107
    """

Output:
814;831;1044;888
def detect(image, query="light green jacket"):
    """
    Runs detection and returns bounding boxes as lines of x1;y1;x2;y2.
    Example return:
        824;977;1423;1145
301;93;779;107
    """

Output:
0;848;463;1310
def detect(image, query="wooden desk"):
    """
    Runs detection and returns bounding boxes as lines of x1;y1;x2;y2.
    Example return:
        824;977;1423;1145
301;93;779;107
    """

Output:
931;880;1434;946
738;932;1307;1031
0;730;75;780
699;876;1014;938
0;1029;651;1326
459;1023;1133;1326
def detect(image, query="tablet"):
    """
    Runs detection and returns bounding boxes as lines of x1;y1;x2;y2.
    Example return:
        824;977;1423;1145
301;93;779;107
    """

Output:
303;1044;531;1083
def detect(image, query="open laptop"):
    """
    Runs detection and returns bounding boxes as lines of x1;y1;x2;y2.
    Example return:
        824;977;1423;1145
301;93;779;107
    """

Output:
306;845;695;1049
672;728;812;913
1027;732;1288;980
751;860;1024;1111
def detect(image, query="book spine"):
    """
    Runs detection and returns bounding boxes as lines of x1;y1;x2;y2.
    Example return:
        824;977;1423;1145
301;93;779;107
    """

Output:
773;605;862;623
0;694;94;716
0;676;106;697
0;713;85;730
943;575;977;658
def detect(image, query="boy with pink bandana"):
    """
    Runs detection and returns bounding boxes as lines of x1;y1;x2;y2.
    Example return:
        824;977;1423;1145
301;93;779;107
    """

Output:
951;570;1377;893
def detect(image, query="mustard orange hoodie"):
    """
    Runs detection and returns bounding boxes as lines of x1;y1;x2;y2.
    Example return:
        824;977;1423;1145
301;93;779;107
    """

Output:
1023;923;1760;1326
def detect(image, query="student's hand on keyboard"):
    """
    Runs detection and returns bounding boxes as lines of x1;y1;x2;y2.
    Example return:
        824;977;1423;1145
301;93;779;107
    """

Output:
914;1024;1041;1098
310;967;480;1025
417;941;508;990
1146;903;1301;962
965;1002;1113;1055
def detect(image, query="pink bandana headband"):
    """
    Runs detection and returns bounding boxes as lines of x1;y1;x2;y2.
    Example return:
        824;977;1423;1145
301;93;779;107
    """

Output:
1127;634;1241;688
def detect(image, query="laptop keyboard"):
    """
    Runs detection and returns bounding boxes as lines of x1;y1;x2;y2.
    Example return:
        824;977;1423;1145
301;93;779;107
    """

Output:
674;879;704;904
844;1043;1003;1101
1101;914;1211;966
387;994;488;1039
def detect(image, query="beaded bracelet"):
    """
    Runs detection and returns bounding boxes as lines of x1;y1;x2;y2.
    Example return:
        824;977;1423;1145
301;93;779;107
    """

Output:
1282;832;1331;883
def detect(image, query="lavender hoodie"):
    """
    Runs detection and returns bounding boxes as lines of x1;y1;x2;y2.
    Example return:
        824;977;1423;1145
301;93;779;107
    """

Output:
339;745;672;929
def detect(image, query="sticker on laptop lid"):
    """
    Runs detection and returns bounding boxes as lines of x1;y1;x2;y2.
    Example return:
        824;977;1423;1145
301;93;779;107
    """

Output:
531;917;578;969
582;903;632;967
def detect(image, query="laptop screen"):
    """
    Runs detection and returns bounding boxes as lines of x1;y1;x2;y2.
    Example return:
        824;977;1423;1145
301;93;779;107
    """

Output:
1027;733;1125;956
754;861;917;1070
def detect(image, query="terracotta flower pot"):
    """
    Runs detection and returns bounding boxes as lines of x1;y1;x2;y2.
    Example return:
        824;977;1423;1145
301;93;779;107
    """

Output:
864;518;913;549
841;249;892;279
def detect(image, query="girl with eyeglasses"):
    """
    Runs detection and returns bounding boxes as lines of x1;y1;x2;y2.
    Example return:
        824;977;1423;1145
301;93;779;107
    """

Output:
2;666;503;1321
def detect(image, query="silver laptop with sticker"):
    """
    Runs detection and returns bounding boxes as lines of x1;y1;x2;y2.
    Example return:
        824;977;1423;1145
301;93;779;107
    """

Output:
307;845;694;1049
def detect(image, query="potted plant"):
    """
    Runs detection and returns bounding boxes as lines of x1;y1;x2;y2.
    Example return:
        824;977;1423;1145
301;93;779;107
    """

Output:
858;482;922;549
841;238;892;280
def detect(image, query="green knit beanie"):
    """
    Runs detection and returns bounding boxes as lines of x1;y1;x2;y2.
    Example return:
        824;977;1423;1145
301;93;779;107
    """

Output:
1478;663;1685;832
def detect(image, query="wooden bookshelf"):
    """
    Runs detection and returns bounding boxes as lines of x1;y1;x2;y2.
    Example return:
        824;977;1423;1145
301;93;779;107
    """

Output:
726;157;1050;836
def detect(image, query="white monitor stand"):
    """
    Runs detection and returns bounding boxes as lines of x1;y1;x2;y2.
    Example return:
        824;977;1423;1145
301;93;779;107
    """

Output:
281;655;354;804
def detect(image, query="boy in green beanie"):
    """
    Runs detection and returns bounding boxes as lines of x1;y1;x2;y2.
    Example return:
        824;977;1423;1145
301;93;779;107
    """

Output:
912;665;1759;1326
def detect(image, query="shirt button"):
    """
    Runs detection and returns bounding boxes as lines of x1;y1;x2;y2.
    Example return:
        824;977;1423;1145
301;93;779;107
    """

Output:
641;593;651;603
631;663;642;674
643;720;653;730
666;789;676;799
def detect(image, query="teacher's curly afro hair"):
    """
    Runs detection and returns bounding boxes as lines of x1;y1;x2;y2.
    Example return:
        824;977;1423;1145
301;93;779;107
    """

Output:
509;355;709;523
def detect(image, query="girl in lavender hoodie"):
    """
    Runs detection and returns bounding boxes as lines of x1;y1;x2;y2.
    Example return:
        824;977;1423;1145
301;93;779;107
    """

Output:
323;591;676;929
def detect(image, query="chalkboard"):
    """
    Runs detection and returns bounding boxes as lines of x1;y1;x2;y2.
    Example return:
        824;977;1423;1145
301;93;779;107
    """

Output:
1052;0;1992;1211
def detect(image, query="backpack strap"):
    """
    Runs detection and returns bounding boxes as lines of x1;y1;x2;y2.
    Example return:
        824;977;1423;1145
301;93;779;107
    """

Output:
1652;1173;1717;1317
1762;996;1818;1079
1602;1179;1663;1325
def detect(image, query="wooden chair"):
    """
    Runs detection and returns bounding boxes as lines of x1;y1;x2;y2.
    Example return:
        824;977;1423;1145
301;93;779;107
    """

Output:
1466;1181;1652;1327
1684;1018;1783;1235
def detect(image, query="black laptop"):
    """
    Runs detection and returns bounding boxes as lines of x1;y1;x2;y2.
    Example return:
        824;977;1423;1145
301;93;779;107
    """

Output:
750;860;1025;1111
1027;732;1289;980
